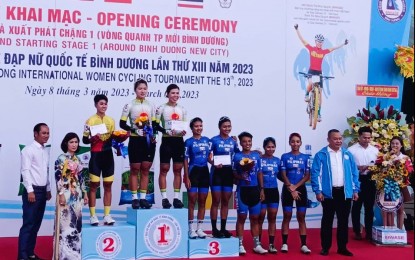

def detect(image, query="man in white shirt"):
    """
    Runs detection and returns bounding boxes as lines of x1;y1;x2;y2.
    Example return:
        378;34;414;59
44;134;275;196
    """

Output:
311;129;360;257
349;126;379;241
18;123;52;260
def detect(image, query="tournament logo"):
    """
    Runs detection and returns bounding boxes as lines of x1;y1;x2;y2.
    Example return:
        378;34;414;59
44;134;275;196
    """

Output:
376;190;403;212
218;0;232;8
96;231;122;259
144;214;182;255
378;0;407;23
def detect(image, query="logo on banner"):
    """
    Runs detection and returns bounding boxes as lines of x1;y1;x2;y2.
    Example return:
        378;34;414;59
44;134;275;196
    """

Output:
376;190;403;212
96;231;122;259
144;214;181;255
378;0;407;23
178;0;204;9
218;0;232;8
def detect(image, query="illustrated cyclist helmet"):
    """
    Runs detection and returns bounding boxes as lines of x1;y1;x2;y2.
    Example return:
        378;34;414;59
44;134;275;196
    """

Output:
315;34;325;43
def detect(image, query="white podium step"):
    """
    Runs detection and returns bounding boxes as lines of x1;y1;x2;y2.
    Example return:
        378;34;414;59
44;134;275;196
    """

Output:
188;237;239;258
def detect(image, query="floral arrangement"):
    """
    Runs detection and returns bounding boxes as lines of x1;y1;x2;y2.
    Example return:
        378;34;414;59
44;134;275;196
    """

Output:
239;158;255;181
343;102;411;153
369;152;413;201
394;45;414;80
135;112;150;128
111;130;130;157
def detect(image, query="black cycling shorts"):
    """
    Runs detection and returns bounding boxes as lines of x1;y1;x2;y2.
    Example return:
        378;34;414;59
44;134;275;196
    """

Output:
128;136;156;163
210;167;234;188
89;150;114;178
263;187;280;204
189;166;210;188
159;137;185;164
281;184;307;208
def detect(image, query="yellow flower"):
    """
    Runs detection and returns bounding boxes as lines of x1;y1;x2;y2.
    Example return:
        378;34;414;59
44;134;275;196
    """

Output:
372;122;379;129
388;123;396;129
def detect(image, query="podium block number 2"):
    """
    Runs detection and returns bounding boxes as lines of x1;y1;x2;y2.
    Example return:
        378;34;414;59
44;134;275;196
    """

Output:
97;231;122;259
209;241;220;255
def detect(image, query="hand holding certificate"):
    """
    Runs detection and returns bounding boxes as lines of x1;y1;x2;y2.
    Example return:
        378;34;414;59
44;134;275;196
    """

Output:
171;120;187;132
214;155;231;166
90;124;108;136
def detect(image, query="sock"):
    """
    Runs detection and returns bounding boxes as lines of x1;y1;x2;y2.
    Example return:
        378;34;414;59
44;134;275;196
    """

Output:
197;220;203;230
211;219;218;231
220;219;227;231
139;190;146;200
259;235;262;244
282;234;288;244
300;235;307;246
131;191;138;200
174;189;180;199
239;236;243;246
269;235;275;245
104;206;110;216
161;189;167;199
89;207;96;216
188;220;194;231
253;236;261;247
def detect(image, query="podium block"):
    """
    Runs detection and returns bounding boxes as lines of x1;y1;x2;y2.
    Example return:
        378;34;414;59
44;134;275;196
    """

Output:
127;207;188;259
188;237;239;258
82;222;136;260
372;226;407;244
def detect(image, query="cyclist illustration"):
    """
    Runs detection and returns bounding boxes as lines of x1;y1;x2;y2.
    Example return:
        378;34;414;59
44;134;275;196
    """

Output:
294;24;348;122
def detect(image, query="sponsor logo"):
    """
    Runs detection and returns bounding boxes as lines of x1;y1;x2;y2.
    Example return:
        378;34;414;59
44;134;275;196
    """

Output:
376;190;403;212
218;0;232;8
144;214;182;255
378;0;407;23
96;231;122;259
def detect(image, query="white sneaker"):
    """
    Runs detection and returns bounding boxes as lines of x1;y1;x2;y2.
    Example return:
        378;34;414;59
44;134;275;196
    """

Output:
268;244;278;254
196;229;207;239
301;245;311;254
239;245;246;255
90;215;99;226
103;215;115;225
189;229;197;239
253;245;268;254
281;244;288;253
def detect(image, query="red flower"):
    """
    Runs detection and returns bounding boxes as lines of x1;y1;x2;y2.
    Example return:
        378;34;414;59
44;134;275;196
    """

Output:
379;110;384;119
362;108;370;116
357;112;362;118
375;103;381;112
171;113;180;120
363;116;370;122
140;112;148;118
405;159;414;173
387;106;394;117
396;114;401;120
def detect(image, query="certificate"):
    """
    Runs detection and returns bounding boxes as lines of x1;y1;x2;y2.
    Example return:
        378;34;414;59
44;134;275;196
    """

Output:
90;124;108;136
171;121;187;132
214;155;231;166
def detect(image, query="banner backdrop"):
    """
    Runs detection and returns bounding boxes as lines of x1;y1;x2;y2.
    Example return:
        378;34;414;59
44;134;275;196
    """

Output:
0;0;410;237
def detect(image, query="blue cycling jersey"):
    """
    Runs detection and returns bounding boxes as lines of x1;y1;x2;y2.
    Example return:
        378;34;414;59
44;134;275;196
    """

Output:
184;136;211;172
210;135;239;156
260;156;281;188
280;152;310;185
233;151;261;187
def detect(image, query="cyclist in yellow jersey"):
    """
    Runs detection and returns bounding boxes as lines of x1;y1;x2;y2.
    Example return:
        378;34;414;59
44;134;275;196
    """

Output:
120;79;157;209
155;84;187;209
83;94;115;226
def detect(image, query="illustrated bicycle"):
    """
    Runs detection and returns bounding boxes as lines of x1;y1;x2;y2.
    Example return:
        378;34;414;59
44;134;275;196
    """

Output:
299;72;334;130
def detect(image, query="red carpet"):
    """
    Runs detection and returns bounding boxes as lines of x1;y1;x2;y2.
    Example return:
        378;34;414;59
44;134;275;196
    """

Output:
2;228;413;259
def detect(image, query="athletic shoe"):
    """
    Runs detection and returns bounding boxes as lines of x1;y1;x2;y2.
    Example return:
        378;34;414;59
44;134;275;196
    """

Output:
212;229;225;238
253;245;268;254
103;215;115;225
281;243;288;253
188;229;197;239
268;244;278;254
162;198;172;209
132;199;140;209
304;95;310;102
318;115;322;122
173;198;184;208
301;245;311;254
139;199;152;209
239;245;246;255
90;215;99;226
196;229;207;239
221;229;232;238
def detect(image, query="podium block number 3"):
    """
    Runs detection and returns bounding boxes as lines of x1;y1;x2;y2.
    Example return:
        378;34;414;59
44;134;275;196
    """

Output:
209;241;220;255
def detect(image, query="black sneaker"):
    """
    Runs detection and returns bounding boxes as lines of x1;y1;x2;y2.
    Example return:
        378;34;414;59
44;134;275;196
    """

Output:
162;198;172;209
132;199;140;209
173;198;184;208
139;199;152;209
212;229;225;238
221;229;232;238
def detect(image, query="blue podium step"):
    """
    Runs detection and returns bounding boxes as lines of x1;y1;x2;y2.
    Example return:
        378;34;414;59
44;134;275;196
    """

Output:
127;207;188;259
82;222;136;260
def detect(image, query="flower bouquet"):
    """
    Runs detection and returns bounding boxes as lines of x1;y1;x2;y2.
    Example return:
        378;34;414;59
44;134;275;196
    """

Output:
239;158;255;181
343;102;411;153
369;152;413;201
112;130;130;157
394;45;414;80
134;112;154;145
